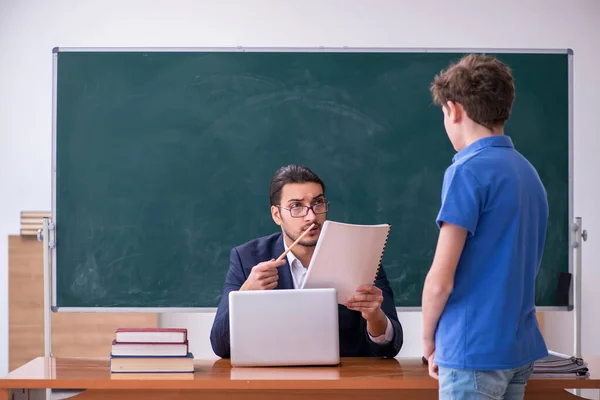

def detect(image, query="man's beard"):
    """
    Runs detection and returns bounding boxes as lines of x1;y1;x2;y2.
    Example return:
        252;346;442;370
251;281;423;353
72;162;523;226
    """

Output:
282;223;320;247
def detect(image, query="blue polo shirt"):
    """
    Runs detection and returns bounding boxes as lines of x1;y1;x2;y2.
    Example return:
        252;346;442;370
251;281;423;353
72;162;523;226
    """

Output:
434;135;549;370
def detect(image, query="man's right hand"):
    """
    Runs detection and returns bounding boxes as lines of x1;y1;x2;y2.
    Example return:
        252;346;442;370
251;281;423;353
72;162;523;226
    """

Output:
240;259;286;291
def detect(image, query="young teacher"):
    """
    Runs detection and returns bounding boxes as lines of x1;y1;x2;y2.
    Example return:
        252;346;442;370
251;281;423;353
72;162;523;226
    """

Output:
210;164;403;358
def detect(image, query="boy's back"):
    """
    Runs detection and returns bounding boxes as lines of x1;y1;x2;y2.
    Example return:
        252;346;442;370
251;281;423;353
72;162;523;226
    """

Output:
425;52;550;400
434;135;548;370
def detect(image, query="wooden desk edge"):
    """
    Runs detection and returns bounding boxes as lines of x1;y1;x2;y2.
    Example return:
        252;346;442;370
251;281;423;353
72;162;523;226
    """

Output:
0;357;598;391
0;378;439;390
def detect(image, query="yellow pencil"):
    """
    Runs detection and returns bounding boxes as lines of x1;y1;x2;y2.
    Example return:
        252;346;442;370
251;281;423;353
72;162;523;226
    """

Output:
275;223;316;262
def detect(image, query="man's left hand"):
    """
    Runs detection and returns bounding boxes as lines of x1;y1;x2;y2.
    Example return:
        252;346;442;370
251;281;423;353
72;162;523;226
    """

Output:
344;284;387;336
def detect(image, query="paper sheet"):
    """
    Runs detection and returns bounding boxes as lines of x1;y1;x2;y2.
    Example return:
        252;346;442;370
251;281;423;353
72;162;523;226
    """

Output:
301;220;391;304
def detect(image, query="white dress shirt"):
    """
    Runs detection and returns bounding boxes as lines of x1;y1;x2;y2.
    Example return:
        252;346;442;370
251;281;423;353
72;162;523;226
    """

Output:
283;240;393;344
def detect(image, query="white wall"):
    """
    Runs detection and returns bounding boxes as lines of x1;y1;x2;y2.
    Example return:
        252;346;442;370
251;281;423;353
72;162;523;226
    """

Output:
1;0;599;376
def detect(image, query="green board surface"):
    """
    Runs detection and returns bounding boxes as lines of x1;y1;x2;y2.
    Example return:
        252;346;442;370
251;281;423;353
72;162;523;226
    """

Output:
54;49;570;308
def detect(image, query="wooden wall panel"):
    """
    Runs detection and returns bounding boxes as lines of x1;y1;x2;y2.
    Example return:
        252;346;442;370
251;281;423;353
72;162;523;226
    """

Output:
8;236;158;371
8;236;45;371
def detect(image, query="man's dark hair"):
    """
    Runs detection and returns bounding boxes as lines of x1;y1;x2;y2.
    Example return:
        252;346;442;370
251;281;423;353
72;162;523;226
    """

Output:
269;165;325;206
430;53;515;130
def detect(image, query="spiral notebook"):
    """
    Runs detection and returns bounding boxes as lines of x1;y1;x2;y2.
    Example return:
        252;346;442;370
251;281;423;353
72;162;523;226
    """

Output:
301;220;391;304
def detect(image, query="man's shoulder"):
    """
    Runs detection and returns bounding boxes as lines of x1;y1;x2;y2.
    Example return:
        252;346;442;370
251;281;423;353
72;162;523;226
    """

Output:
233;232;282;256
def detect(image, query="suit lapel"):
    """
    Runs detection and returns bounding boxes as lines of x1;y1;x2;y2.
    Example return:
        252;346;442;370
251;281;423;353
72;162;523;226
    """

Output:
273;234;294;290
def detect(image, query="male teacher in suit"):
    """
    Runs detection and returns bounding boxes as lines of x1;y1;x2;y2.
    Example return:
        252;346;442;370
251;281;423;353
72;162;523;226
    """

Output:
210;164;403;358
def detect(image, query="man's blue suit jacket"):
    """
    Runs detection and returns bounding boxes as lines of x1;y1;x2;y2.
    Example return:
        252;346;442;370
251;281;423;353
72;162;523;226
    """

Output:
210;232;403;358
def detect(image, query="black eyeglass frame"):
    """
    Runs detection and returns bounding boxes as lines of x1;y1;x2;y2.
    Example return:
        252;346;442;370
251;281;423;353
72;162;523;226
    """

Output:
275;199;330;218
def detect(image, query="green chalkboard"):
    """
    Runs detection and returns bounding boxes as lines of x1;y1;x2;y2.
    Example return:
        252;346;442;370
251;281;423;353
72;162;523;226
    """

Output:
53;48;571;309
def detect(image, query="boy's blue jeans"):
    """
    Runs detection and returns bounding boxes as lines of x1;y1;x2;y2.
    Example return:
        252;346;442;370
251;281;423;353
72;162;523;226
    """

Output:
438;363;534;400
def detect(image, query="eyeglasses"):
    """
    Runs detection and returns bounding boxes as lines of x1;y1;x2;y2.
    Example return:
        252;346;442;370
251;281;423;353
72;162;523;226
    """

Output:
277;199;329;218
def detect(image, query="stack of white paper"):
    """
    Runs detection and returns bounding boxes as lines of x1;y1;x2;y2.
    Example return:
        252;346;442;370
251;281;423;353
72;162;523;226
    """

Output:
301;220;391;304
532;350;589;378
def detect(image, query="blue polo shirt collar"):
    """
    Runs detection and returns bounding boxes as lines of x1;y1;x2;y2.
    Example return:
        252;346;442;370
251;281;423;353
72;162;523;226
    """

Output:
453;135;514;163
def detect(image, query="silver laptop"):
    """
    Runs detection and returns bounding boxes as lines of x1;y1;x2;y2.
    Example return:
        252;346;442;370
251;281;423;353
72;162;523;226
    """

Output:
228;288;340;367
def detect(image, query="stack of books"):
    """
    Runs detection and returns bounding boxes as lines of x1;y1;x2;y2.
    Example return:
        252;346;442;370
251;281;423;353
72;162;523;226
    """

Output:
110;328;194;373
532;350;589;378
20;211;51;236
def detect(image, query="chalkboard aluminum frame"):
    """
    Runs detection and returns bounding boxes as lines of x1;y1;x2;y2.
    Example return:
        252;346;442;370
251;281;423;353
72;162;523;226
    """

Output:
49;47;574;313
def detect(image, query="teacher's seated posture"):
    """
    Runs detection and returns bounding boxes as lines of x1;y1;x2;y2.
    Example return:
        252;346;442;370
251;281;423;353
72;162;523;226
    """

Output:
210;164;403;358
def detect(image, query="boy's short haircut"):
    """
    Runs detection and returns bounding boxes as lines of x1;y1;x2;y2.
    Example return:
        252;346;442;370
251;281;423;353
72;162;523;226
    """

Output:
430;54;515;130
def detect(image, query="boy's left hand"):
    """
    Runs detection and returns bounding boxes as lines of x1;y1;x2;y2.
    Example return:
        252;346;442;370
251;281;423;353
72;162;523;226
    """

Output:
428;351;439;379
423;338;438;379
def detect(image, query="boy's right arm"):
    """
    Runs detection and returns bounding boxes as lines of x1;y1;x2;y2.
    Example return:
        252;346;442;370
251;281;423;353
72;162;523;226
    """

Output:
422;223;467;361
423;164;482;367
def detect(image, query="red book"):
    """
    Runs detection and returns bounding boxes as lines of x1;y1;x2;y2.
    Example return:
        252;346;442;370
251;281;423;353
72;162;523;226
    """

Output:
115;328;187;344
